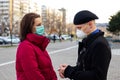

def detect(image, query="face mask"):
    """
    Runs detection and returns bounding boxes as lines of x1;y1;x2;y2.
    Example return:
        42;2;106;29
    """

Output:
76;29;87;39
35;25;45;35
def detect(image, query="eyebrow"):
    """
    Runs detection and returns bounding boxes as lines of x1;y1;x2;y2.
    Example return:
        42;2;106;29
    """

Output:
37;23;41;26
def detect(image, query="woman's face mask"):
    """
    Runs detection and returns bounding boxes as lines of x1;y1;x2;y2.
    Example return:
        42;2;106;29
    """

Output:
35;25;45;35
76;29;87;39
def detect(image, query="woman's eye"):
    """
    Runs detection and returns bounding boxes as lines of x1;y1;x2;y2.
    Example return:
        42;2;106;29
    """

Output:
37;23;41;26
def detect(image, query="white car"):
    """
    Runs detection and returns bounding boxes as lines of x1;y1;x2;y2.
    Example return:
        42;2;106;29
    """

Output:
4;36;20;44
61;35;71;40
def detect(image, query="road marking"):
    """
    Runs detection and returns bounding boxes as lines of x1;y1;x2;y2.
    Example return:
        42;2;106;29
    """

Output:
0;46;77;67
0;61;15;67
49;45;77;54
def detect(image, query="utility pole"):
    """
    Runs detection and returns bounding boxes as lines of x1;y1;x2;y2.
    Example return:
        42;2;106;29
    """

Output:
9;0;13;46
59;8;66;34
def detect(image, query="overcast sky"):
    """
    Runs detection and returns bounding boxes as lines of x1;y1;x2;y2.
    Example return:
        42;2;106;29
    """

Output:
36;0;120;23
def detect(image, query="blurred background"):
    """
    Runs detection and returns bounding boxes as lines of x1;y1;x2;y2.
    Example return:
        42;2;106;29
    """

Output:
0;0;120;45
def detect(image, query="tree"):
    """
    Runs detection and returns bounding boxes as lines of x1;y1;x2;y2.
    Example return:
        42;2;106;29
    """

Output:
107;11;120;35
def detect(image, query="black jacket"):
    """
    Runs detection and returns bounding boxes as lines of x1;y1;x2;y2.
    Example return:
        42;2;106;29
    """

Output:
64;30;111;80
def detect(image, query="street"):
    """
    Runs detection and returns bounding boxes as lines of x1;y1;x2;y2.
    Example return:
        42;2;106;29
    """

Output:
0;40;120;80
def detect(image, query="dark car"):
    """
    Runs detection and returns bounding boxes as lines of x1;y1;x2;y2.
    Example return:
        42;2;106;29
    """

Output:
47;34;60;40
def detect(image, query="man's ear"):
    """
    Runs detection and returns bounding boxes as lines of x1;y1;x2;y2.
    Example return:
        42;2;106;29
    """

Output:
88;21;92;26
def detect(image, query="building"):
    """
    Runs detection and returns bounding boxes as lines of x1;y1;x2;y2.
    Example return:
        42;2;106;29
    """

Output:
0;0;41;36
0;0;9;35
41;5;66;35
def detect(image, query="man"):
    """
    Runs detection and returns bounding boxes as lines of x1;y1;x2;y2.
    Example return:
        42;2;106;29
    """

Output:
58;10;111;80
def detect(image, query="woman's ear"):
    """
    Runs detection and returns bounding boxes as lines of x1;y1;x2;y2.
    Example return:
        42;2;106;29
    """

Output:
32;26;36;33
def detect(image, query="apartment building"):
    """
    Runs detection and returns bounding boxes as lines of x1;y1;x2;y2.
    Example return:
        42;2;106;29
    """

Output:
0;0;41;36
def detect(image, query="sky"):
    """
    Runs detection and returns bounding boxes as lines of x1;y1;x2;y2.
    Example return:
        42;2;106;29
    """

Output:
35;0;120;23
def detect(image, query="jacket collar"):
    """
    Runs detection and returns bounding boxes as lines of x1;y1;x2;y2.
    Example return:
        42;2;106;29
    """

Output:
26;33;50;51
82;30;104;48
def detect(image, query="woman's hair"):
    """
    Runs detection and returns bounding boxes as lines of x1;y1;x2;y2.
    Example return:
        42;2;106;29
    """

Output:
20;13;40;42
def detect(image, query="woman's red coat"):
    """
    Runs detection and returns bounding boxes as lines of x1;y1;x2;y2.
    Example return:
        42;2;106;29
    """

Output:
16;33;57;80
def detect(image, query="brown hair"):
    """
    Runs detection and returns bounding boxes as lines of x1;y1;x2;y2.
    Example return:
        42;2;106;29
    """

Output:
20;13;40;42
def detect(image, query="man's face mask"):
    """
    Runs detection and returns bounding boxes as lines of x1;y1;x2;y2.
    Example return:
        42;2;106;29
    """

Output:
76;29;87;39
35;25;45;35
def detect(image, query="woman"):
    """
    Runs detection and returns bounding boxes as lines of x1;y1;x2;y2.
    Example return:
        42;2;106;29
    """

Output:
15;13;57;80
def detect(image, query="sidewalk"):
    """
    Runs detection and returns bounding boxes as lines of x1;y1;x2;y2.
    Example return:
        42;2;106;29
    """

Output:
107;49;120;80
112;49;120;55
108;41;120;79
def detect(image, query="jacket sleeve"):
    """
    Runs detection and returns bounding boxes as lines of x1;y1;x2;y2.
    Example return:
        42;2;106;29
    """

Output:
64;42;111;80
51;66;57;80
19;44;45;80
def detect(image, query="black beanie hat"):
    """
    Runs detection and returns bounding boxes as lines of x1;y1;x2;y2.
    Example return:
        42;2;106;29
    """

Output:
73;10;98;25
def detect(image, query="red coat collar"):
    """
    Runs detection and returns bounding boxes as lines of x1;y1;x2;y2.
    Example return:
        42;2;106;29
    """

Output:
26;33;50;51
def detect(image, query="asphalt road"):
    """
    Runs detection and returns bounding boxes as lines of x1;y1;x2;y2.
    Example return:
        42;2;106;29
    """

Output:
0;40;120;80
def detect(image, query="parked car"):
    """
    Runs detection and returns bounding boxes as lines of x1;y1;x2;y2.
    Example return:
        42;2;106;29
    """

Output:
47;34;60;40
4;36;20;44
0;36;20;44
61;35;71;40
0;37;11;45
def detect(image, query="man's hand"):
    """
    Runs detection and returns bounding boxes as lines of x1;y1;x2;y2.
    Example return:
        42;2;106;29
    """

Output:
58;64;68;78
